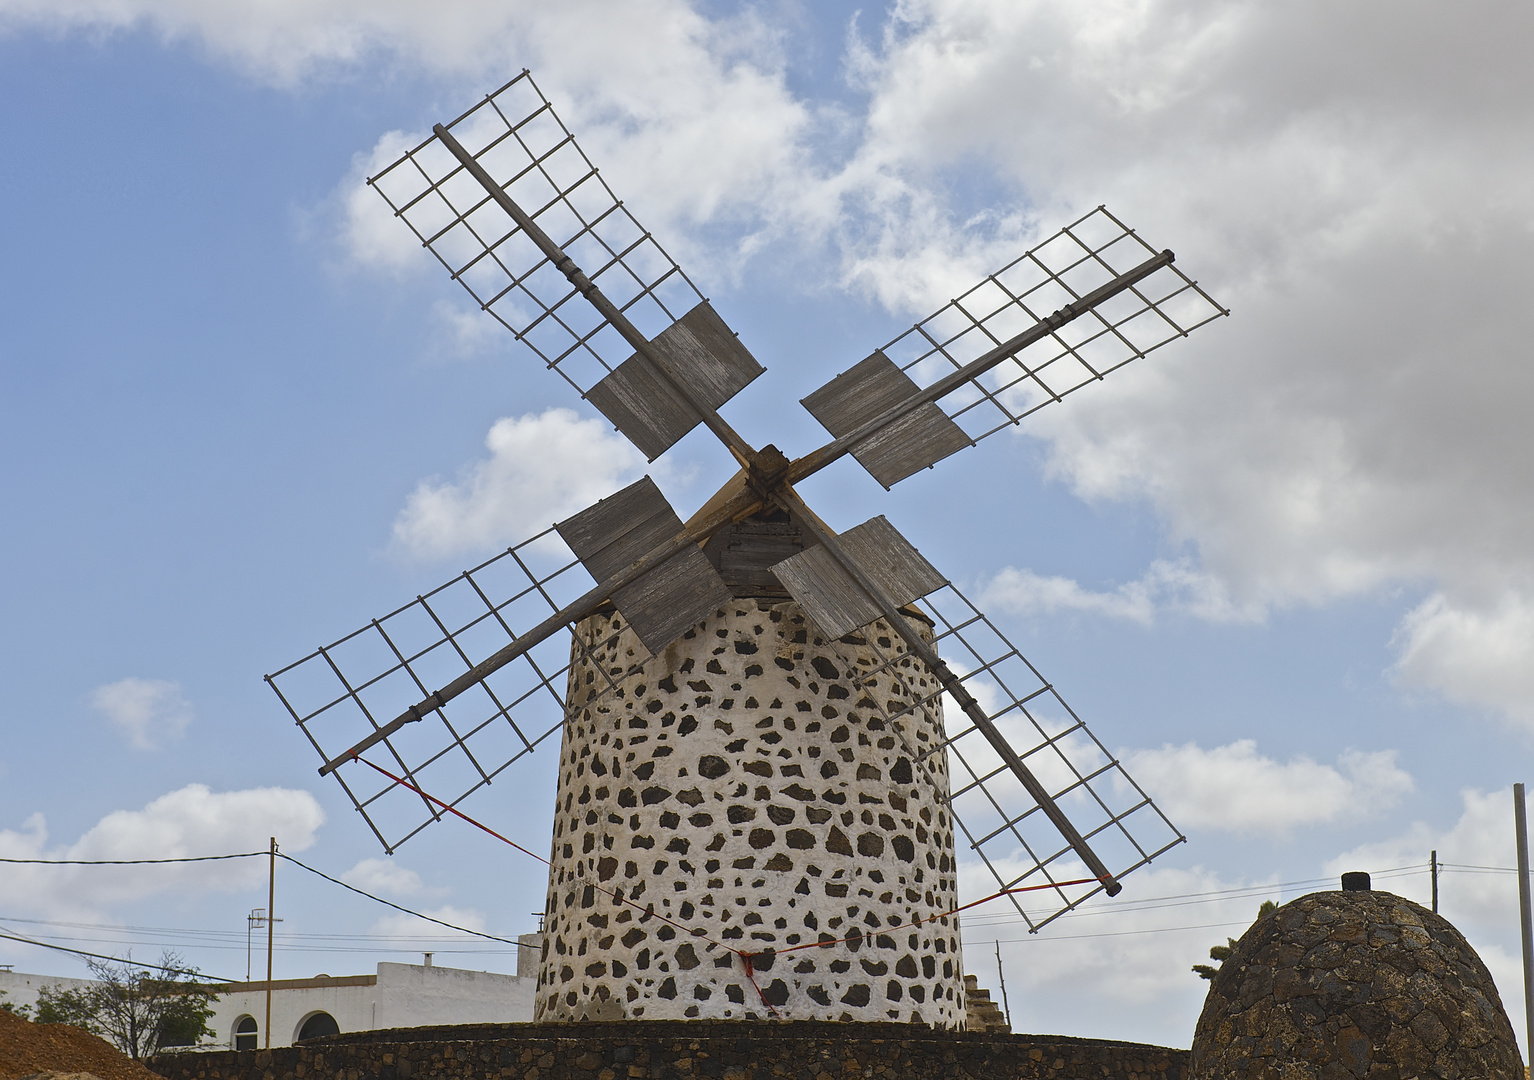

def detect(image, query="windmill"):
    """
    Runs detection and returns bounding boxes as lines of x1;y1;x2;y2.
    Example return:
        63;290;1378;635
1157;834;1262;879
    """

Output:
267;72;1226;1025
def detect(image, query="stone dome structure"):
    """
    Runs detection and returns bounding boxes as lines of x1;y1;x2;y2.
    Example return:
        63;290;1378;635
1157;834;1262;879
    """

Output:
1191;882;1523;1079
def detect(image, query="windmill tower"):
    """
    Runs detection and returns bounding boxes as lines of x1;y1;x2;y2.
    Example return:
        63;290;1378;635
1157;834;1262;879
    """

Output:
267;72;1226;1026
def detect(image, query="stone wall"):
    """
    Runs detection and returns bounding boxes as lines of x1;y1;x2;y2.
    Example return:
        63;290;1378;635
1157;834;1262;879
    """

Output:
147;1020;1188;1080
539;599;964;1025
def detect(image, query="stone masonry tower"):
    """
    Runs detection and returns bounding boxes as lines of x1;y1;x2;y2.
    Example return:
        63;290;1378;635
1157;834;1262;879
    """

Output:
534;513;966;1025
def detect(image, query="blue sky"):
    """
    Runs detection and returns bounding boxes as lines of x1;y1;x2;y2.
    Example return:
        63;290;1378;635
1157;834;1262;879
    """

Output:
2;0;1533;1051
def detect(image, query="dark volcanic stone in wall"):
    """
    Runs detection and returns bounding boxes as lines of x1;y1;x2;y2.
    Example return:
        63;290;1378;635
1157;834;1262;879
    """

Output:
147;1020;1189;1080
1191;889;1523;1079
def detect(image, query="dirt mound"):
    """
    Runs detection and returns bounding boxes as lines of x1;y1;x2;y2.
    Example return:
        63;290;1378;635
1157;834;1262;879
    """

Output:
0;1010;158;1080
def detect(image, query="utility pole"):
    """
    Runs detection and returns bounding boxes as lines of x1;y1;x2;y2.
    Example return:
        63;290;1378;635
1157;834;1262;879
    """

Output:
1430;850;1438;914
266;837;278;1050
1514;784;1533;1066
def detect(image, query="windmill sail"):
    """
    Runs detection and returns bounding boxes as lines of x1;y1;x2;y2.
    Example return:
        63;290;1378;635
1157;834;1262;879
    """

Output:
800;206;1228;487
555;475;732;652
770;515;948;640
367;72;761;441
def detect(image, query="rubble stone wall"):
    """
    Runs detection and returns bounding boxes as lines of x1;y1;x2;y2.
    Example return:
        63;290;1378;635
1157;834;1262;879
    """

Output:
147;1021;1189;1080
536;599;964;1025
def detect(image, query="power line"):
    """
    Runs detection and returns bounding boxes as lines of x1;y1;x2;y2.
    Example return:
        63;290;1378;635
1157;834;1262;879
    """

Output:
0;929;234;983
967;918;1253;945
964;865;1430;926
0;852;265;866
0;924;514;958
0;914;512;945
275;853;532;951
0;850;529;957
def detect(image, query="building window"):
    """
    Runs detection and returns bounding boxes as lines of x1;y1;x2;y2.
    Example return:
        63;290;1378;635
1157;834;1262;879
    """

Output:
297;1011;340;1042
234;1015;258;1051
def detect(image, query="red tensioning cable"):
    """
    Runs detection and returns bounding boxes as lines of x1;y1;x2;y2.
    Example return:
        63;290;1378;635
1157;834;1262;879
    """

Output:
354;754;551;865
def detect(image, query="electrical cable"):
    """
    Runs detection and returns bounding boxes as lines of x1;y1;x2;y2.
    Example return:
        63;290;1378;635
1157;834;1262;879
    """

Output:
0;928;233;983
273;852;531;950
0;914;500;945
970;918;1255;946
0;852;265;866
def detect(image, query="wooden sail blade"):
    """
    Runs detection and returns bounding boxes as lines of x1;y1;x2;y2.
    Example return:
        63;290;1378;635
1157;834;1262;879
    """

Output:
769;515;947;641
800;351;971;488
586;301;764;461
556;476;732;653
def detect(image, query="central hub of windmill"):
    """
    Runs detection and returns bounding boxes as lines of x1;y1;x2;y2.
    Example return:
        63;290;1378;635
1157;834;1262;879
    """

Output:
535;511;966;1024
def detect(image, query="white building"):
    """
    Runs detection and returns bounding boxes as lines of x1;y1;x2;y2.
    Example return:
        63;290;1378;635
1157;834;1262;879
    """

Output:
0;943;540;1050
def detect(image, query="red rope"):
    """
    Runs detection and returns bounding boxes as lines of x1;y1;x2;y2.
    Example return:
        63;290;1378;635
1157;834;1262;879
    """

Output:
351;753;1111;1017
355;754;550;864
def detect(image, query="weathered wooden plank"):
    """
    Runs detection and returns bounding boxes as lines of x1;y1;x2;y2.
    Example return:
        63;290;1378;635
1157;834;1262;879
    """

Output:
800;351;972;487
770;515;948;639
556;476;732;652
841;515;948;603
556;477;677;580
585;301;764;461
612;545;732;655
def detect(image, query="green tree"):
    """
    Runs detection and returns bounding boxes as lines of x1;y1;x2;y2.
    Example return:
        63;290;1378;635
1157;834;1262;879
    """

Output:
0;989;32;1019
34;985;97;1028
34;952;217;1059
1194;900;1278;981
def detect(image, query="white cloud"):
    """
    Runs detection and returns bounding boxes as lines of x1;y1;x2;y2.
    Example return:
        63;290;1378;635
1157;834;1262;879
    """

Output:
1393;592;1534;725
390;407;647;561
89;677;192;749
343;857;439;898
982;559;1262;626
1123;740;1414;835
370;905;488;941
0;785;324;922
338;128;429;275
